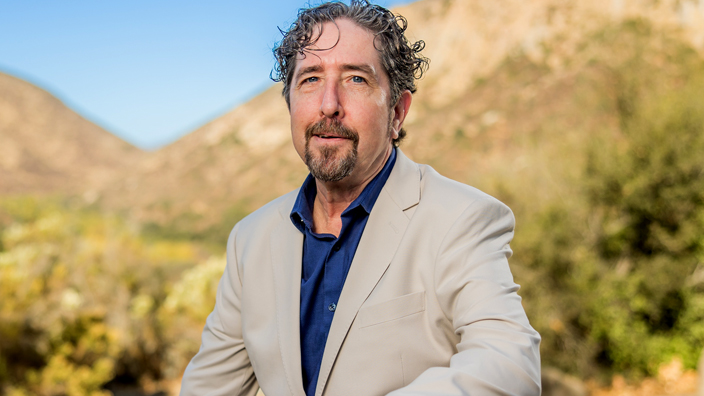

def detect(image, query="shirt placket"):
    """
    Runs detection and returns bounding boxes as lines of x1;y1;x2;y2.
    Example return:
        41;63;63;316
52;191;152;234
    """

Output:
322;237;339;329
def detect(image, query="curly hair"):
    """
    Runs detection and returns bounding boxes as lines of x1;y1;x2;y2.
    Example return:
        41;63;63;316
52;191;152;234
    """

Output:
272;0;429;146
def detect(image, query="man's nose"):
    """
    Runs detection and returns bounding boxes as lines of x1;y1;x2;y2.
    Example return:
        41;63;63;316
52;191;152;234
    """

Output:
320;81;344;118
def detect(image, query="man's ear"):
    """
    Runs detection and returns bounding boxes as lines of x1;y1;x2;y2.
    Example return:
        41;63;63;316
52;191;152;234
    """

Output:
390;90;413;140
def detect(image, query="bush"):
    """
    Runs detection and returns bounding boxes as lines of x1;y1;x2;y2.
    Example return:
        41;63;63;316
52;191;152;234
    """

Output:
516;64;704;379
0;199;214;394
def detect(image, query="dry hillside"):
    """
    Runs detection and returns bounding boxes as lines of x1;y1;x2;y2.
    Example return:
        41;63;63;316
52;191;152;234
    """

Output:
3;0;703;235
0;72;143;196
102;84;301;229
98;0;704;236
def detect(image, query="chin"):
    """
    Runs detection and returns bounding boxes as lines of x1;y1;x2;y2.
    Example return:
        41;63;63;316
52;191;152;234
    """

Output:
305;145;358;183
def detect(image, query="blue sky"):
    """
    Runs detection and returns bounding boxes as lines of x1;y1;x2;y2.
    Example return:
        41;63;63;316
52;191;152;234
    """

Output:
0;0;415;150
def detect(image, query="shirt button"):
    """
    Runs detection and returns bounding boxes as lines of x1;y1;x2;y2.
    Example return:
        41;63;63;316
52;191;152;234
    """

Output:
333;244;341;252
328;303;336;312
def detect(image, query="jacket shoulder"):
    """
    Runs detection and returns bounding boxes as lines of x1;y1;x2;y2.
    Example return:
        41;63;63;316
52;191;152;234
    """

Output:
417;164;511;215
229;189;299;240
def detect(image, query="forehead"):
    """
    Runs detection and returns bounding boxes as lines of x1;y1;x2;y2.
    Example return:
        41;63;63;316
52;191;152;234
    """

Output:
294;18;382;72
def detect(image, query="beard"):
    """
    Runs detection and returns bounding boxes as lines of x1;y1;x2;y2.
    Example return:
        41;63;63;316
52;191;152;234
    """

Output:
304;119;360;182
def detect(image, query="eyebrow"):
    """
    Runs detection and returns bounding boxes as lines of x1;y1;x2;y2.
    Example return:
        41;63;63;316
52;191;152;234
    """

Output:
341;64;376;77
294;63;378;83
295;65;323;81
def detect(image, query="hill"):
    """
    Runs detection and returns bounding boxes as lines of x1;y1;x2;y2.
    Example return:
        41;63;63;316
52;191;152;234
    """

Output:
101;84;302;238
0;72;143;196
102;0;704;238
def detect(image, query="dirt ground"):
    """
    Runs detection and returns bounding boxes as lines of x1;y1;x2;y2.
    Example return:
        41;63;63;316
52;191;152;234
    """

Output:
589;359;699;396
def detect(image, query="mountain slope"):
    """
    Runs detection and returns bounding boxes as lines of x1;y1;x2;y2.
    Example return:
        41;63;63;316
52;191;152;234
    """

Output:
0;72;144;196
104;0;704;235
396;0;704;108
103;83;303;231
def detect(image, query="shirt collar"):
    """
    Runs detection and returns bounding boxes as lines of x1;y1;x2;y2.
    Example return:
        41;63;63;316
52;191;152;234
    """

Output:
290;147;397;233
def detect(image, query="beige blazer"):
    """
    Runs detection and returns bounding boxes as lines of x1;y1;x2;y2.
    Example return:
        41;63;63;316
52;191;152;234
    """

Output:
180;150;541;396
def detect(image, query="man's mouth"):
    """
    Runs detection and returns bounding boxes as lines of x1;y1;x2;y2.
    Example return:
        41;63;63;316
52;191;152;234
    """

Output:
305;119;360;144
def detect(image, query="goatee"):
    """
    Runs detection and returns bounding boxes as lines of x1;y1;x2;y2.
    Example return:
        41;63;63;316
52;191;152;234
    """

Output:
304;119;360;182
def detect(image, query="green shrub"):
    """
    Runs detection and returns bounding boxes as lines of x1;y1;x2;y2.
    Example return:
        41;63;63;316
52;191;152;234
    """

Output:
516;64;704;380
0;199;211;394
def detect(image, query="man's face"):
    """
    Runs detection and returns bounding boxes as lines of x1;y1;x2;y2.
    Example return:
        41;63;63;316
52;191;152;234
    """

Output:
289;18;403;185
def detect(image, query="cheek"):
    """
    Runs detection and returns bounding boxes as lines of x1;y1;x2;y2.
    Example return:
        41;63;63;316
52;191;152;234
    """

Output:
289;108;309;150
290;105;309;133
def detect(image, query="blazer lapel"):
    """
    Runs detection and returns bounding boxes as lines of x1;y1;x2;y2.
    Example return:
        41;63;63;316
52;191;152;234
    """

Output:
271;202;307;396
314;150;421;396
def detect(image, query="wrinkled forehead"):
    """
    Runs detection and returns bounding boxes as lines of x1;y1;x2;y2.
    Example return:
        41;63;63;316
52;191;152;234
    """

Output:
294;19;380;62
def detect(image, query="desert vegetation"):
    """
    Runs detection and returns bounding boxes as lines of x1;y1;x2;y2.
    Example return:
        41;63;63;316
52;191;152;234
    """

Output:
0;198;227;395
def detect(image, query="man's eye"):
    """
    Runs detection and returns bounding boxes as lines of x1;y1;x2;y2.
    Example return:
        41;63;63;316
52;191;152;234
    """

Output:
304;76;319;84
351;76;365;83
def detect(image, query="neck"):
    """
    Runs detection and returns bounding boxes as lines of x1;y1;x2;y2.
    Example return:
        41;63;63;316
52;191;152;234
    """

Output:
311;145;392;236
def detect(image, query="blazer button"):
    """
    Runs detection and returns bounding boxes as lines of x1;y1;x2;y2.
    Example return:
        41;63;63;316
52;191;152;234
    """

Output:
328;303;336;312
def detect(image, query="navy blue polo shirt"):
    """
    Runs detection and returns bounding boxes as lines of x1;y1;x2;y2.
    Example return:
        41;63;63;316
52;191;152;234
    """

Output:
290;148;397;396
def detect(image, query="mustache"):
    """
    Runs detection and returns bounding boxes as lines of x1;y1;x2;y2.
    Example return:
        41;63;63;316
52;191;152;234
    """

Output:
305;119;360;143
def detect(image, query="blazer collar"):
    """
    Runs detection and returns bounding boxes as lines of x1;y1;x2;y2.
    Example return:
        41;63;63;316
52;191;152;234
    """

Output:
270;149;420;396
381;149;421;213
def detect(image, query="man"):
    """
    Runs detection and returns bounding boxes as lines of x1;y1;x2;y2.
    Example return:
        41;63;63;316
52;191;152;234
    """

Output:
180;1;541;395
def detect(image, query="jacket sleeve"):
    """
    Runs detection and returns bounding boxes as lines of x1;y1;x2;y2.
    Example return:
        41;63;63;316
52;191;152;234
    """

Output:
180;224;259;396
387;198;541;396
